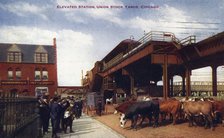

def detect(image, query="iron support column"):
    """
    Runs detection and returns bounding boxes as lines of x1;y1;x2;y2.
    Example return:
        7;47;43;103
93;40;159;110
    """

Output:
182;74;186;96
212;65;217;96
163;55;168;100
130;75;135;96
170;76;174;97
185;68;191;98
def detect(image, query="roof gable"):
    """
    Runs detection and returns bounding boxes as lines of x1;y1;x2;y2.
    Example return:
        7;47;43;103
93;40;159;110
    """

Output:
35;45;47;53
8;44;21;52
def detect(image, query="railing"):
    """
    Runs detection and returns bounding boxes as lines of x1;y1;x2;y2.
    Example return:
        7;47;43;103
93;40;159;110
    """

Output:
173;81;224;96
104;53;123;70
173;81;224;86
180;35;196;46
0;92;39;138
138;31;179;43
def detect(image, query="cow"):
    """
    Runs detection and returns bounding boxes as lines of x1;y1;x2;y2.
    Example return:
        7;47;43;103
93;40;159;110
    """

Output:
159;99;181;125
183;101;214;130
115;100;136;114
119;100;160;130
114;96;151;114
210;100;224;126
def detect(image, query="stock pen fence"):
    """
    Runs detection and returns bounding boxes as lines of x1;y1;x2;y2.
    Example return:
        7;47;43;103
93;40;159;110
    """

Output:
0;92;40;138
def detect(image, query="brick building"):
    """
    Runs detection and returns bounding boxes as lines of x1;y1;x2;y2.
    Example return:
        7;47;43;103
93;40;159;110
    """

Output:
0;38;58;97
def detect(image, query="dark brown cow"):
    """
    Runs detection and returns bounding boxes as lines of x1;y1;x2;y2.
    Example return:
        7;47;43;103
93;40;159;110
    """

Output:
211;100;224;126
159;99;181;125
119;101;160;129
183;101;214;130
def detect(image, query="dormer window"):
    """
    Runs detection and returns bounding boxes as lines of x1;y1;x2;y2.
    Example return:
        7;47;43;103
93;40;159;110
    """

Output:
7;44;22;63
8;52;22;62
34;46;48;63
35;53;48;63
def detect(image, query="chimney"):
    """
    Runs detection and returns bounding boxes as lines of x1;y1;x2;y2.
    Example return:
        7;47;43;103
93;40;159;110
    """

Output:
53;38;57;63
53;38;56;47
53;38;58;88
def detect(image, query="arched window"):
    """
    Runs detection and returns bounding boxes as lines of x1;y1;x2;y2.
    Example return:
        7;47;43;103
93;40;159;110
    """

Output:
35;68;41;80
42;68;48;80
8;68;13;80
16;68;21;80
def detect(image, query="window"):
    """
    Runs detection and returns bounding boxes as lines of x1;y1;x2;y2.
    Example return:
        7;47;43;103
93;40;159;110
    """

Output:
16;68;21;80
35;68;41;80
8;68;13;80
42;69;48;80
35;87;48;97
35;53;48;63
8;52;22;62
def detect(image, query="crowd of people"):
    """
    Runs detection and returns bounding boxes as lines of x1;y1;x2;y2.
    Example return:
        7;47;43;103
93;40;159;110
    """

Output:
38;95;83;138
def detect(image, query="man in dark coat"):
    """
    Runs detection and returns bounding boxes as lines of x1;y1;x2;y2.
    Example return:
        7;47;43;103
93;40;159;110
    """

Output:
38;97;50;135
50;96;61;138
97;99;102;116
73;99;81;119
77;99;83;118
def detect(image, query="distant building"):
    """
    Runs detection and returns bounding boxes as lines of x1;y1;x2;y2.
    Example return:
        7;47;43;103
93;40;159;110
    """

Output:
0;38;58;97
57;86;86;98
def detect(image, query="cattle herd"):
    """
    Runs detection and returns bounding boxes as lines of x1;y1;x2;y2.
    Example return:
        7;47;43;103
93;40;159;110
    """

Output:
116;97;224;131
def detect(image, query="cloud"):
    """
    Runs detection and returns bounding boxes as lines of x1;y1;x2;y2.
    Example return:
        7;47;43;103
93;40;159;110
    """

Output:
57;2;211;39
0;1;48;20
127;5;193;34
128;16;157;32
220;0;224;9
0;26;56;44
0;26;94;86
123;4;218;41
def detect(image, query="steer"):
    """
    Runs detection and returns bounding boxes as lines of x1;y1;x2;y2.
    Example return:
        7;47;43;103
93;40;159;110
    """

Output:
115;100;136;114
211;100;224;126
159;99;181;125
119;101;159;130
183;101;214;130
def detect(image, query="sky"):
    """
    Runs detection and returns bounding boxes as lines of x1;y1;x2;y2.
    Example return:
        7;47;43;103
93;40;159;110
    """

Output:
0;0;223;86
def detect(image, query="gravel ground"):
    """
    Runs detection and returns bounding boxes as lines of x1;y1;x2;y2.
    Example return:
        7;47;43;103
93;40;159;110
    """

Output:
94;113;224;138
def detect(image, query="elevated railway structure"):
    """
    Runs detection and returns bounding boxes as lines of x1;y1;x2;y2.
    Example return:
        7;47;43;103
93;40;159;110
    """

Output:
83;31;224;100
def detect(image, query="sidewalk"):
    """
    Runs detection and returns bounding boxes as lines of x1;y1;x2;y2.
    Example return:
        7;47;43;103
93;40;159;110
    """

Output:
43;114;125;138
